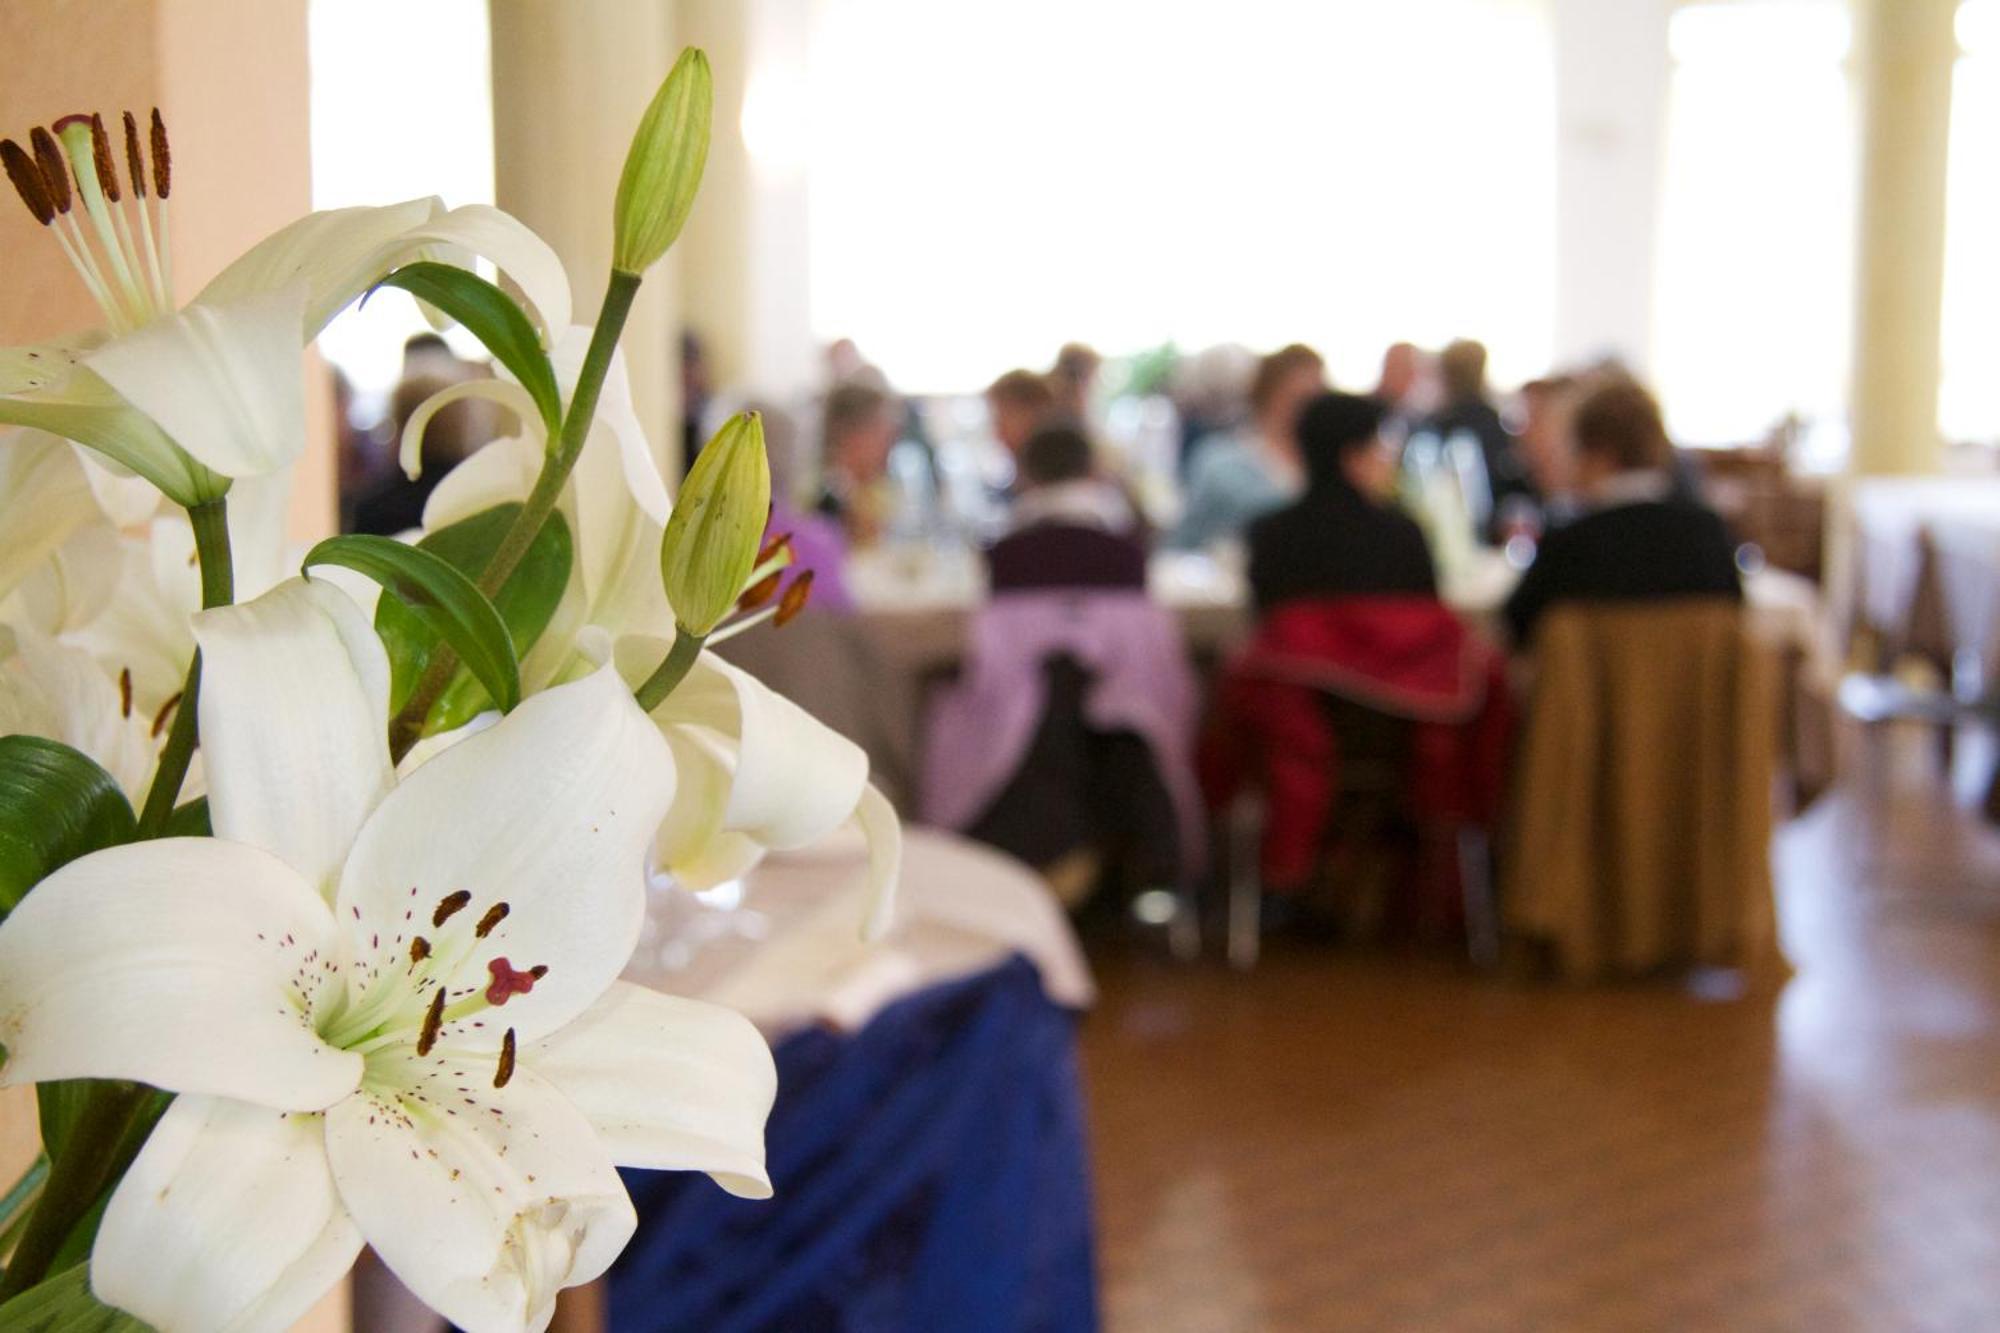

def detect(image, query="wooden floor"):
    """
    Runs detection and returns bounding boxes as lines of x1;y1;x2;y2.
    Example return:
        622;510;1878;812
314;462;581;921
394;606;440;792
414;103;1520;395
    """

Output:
1079;736;2000;1332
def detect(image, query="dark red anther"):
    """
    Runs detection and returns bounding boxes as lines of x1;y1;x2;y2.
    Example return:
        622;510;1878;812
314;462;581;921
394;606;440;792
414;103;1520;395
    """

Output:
775;570;814;627
432;889;471;927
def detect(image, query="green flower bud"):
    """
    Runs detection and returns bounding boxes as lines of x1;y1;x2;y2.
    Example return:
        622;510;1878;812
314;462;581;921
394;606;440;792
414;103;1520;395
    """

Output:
612;47;712;275
660;410;770;635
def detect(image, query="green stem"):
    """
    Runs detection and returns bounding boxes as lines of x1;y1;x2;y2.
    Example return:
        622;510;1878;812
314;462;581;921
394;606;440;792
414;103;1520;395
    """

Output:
388;269;644;762
0;1084;149;1301
634;628;706;712
135;497;234;838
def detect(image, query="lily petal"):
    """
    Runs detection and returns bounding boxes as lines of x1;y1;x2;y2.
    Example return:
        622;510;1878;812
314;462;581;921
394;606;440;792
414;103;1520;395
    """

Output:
0;838;360;1110
399;204;573;341
196;199;441;330
525;981;775;1198
0;627;157;800
325;1062;634;1333
422;434;543;533
94;1096;362;1333
334;662;676;1046
855;782;903;940
659;653;869;849
399;380;539;481
0;431;101;604
85;284;309;480
0;355;217;504
195;579;393;897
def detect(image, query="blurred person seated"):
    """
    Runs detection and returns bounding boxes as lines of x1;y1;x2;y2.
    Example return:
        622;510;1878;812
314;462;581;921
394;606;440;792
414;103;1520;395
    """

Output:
1049;342;1101;423
1515;374;1579;513
816;381;901;548
349;372;487;536
1167;342;1326;550
1503;376;1741;647
1421;338;1534;539
1372;340;1425;440
753;398;856;615
988;425;1146;595
679;328;713;479
1248;392;1437;615
986;368;1057;460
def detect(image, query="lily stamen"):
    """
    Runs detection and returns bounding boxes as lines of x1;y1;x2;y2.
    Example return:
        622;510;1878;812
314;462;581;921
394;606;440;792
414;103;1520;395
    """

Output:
415;987;446;1056
432;889;471;927
473;902;509;938
3;109;174;335
494;1029;517;1089
118;667;133;719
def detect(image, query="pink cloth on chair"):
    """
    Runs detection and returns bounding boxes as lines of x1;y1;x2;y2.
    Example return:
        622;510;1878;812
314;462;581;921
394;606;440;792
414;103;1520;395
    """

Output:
920;591;1207;879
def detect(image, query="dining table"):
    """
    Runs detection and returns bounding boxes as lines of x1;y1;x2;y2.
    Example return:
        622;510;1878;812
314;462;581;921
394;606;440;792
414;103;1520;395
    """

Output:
348;828;1100;1333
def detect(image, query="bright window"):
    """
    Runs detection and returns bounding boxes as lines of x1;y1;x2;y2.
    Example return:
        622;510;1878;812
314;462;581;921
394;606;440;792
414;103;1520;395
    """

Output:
1651;0;1855;449
307;0;494;399
806;0;1555;392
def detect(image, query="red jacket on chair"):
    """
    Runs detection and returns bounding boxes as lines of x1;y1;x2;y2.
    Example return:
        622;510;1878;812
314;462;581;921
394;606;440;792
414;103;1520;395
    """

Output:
1200;596;1512;890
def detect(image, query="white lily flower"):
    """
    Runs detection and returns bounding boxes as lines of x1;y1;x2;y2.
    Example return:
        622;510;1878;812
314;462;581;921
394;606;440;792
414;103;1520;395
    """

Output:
0;579;775;1333
412;353;902;933
0;624;159;799
1;110;568;504
417;324;676;670
628;641;902;939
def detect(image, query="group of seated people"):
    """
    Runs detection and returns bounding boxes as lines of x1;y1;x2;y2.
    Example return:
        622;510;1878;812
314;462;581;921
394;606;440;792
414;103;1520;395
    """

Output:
966;339;1742;655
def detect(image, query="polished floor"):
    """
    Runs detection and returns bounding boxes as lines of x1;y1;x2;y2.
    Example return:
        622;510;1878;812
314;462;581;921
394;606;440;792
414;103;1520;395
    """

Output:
1080;735;2000;1332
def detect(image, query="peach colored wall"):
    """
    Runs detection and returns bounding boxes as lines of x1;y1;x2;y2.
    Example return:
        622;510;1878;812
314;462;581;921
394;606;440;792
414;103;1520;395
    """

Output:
0;6;342;1327
0;0;336;539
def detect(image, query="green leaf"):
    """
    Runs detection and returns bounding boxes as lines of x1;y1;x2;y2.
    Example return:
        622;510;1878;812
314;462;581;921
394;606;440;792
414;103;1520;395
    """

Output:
0;735;136;920
374;504;573;730
0;1263;151;1331
161;797;210;838
369;262;562;437
303;534;523;717
33;1082;91;1162
0;1156;47;1236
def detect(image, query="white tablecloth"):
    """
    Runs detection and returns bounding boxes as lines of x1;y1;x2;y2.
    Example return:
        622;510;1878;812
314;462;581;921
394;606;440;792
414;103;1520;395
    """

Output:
849;544;1836;686
1845;477;2000;660
623;827;1094;1038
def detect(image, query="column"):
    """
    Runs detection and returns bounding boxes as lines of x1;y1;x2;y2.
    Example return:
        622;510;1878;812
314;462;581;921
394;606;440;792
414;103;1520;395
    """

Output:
1549;0;1674;371
489;0;681;472
1849;0;1959;475
678;0;817;404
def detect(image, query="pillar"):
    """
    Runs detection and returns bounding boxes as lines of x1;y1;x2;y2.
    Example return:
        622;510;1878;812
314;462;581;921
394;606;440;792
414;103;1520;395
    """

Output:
677;0;817;404
1849;0;1959;474
489;0;681;473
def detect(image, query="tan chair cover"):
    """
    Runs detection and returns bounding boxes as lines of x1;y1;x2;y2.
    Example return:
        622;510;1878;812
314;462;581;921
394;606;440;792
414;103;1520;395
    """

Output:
1502;601;1787;981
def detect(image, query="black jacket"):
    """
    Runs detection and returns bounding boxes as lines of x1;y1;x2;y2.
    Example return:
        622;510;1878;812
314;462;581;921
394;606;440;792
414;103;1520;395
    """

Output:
1247;483;1437;615
1503;498;1742;646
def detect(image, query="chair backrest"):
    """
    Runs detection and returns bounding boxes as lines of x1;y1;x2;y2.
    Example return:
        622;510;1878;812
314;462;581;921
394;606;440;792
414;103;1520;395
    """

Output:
922;592;1207;878
1502;599;1784;980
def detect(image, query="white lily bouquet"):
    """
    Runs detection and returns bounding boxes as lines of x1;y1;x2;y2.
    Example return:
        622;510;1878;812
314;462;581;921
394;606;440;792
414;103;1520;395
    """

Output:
0;49;898;1333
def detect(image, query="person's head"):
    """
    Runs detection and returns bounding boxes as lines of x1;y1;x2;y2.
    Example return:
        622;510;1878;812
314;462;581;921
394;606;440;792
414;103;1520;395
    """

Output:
1049;342;1101;418
1439;339;1489;404
1017;424;1094;491
1569;375;1671;492
1517;374;1578;495
1249;343;1327;444
741;396;804;507
986;369;1056;455
1297;391;1392;498
1376;342;1419;404
822;382;897;484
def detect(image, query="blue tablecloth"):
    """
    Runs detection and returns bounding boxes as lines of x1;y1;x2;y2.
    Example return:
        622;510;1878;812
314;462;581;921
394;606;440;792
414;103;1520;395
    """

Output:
608;955;1100;1333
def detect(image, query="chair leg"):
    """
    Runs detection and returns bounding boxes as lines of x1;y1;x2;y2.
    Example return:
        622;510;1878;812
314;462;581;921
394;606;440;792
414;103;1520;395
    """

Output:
1458;826;1498;969
1227;796;1262;971
1169;876;1202;962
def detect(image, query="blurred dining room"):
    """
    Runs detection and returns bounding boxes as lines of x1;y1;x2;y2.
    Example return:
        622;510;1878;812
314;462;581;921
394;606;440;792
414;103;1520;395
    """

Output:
3;0;2000;1329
